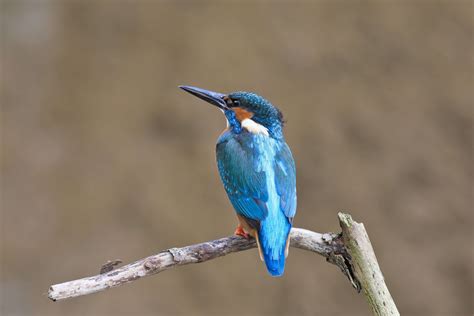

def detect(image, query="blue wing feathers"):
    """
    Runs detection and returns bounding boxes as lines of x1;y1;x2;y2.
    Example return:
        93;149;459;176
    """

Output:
216;134;268;221
227;195;267;221
274;143;297;219
216;131;296;276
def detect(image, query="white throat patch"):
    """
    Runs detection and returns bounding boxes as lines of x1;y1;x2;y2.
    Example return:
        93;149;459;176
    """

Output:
241;118;269;136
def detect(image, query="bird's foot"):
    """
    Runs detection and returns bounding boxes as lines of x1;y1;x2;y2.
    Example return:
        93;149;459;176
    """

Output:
234;226;250;240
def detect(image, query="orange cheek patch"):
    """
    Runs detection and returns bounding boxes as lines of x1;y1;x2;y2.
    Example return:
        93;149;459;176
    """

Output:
232;107;253;122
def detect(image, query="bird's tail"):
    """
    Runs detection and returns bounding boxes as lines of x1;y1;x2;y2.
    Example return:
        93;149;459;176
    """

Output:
257;216;292;277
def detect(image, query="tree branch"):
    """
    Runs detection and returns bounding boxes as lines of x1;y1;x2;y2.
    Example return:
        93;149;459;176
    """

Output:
48;228;357;301
48;213;399;316
338;213;400;316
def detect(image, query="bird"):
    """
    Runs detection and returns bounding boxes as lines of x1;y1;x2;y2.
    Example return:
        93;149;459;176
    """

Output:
179;86;297;277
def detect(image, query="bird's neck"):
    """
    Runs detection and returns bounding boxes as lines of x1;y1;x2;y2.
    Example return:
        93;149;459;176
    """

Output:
225;110;243;134
224;111;283;139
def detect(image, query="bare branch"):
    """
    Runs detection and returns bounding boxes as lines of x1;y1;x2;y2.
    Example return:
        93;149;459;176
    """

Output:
48;228;355;301
339;213;400;316
48;214;399;316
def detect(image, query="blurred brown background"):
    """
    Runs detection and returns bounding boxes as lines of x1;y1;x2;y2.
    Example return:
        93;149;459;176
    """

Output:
1;1;473;315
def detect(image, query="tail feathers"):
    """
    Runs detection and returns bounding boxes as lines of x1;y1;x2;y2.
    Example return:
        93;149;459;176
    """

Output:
255;233;264;261
258;224;292;277
285;235;290;258
262;246;286;277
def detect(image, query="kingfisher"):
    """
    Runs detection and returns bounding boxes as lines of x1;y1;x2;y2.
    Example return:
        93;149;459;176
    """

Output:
180;86;297;277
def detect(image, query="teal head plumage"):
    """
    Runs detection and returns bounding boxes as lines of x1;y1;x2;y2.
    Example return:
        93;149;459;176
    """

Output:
180;86;297;277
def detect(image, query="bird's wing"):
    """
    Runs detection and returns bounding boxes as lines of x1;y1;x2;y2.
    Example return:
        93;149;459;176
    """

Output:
274;142;297;220
216;136;268;222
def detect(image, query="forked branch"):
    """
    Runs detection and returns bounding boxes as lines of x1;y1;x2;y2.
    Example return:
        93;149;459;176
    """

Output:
48;213;399;316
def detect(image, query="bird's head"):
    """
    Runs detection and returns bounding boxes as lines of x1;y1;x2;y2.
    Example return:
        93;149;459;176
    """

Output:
180;86;284;138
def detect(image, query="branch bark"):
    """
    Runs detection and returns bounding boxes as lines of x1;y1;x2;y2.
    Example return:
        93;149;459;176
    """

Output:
48;228;356;301
339;213;400;316
48;213;399;316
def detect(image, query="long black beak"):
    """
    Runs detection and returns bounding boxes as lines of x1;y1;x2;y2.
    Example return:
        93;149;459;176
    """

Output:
179;85;228;109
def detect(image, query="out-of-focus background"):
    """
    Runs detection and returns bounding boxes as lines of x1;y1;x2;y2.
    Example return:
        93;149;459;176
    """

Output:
1;1;472;315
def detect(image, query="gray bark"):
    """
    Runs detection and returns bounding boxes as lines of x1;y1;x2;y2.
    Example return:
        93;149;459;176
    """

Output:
48;213;399;316
48;228;354;301
339;213;400;316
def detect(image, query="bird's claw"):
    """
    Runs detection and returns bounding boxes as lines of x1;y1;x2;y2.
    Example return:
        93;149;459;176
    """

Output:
234;226;250;239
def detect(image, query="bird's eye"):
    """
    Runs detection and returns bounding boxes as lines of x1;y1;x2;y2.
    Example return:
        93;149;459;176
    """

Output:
223;96;233;108
223;96;240;108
